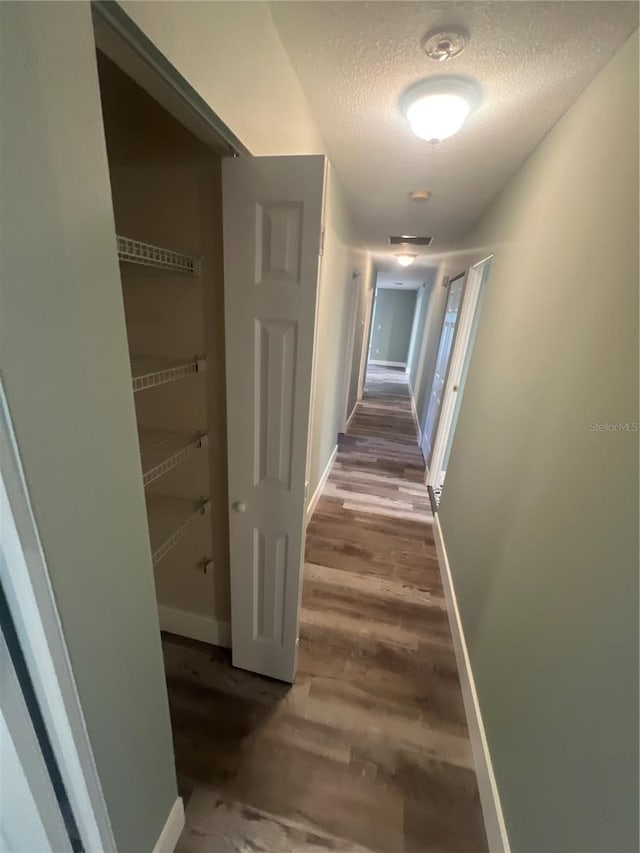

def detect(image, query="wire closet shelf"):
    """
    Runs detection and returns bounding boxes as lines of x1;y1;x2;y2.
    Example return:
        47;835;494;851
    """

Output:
116;235;201;276
130;354;206;392
138;427;208;487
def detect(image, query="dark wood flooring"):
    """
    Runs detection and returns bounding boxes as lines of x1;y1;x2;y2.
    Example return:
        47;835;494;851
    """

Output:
170;366;487;852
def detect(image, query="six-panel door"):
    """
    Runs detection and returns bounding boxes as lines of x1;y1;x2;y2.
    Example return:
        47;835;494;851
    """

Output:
222;155;325;682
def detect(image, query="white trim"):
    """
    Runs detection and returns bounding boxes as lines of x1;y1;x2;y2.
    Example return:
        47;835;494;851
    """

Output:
0;383;116;852
158;607;231;648
357;285;375;402
407;380;422;446
340;270;361;431
369;359;406;368
428;256;493;489
410;393;422;445
344;404;357;432
152;797;185;853
433;515;510;853
305;443;338;524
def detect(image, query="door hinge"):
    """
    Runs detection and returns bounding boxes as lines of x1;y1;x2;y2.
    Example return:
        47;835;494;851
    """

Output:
319;227;325;257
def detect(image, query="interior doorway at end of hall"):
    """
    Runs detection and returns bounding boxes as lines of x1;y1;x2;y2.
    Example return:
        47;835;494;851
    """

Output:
423;257;493;507
367;285;418;372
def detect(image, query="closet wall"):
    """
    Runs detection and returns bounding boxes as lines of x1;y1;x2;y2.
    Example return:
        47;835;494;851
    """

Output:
96;54;231;632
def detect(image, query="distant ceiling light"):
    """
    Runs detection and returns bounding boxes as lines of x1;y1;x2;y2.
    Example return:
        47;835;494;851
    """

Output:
395;253;417;267
422;27;468;62
401;76;480;143
410;189;431;200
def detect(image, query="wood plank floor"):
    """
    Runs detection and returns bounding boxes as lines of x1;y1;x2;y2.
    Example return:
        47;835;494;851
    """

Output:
170;366;487;853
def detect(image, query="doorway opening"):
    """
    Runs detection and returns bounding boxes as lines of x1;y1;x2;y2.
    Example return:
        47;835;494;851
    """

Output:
425;257;493;507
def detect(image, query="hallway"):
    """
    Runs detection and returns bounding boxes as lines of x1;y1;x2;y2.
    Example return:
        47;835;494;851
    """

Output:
170;366;487;852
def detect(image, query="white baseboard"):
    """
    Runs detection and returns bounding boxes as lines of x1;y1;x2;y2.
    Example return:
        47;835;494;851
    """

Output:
306;444;338;524
153;797;185;853
433;516;510;853
158;606;231;649
369;359;406;368
408;386;422;446
344;404;357;432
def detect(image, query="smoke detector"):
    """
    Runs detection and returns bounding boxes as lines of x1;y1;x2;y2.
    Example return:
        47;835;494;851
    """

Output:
410;189;431;201
422;27;468;62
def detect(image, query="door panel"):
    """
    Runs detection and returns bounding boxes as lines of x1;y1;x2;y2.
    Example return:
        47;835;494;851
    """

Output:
222;155;325;682
421;275;466;465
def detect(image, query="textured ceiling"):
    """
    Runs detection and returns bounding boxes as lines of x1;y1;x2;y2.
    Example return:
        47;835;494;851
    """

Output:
270;1;638;272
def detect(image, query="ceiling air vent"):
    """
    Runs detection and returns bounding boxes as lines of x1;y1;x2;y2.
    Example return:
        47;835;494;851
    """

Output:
389;235;433;246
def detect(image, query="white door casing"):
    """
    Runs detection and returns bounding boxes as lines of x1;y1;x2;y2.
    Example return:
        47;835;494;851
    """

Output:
420;275;466;466
0;382;116;853
341;269;361;429
222;155;326;683
357;286;375;400
428;257;493;488
0;630;72;853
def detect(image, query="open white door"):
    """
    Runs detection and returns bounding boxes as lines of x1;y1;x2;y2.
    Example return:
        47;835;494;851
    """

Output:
428;257;493;488
222;155;326;682
420;274;466;466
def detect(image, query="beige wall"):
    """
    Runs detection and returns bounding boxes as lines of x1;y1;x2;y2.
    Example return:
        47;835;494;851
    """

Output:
0;4;178;850
439;32;639;852
121;0;325;156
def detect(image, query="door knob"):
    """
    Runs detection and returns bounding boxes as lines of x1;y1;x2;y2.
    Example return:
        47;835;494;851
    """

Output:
233;501;247;513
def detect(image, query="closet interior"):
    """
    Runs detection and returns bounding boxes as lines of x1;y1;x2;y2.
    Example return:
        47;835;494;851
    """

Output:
95;52;231;642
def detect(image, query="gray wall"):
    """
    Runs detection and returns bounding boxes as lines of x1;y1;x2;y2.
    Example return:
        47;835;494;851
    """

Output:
440;32;639;852
307;167;373;498
346;259;374;420
406;271;438;396
0;4;178;850
370;288;417;364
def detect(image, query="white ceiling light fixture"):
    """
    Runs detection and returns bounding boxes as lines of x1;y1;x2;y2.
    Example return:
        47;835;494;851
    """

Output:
401;76;481;143
395;253;417;267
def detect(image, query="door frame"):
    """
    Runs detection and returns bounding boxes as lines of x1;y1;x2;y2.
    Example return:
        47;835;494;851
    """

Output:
356;284;375;399
427;256;493;488
420;272;467;468
0;382;116;852
91;1;248;157
340;268;361;430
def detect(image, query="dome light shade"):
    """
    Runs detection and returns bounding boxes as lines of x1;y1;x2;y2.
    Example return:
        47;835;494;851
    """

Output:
395;253;417;267
406;93;471;141
401;76;480;143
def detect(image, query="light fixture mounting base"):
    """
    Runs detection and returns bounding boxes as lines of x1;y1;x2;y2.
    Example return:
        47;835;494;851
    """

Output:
422;27;468;62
